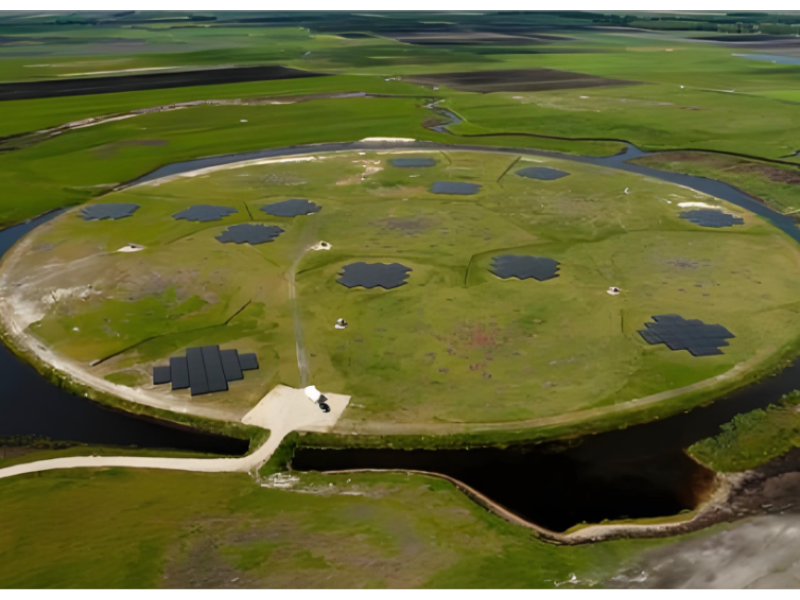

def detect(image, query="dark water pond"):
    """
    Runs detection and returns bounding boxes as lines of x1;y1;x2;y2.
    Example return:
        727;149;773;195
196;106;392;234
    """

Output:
0;212;248;455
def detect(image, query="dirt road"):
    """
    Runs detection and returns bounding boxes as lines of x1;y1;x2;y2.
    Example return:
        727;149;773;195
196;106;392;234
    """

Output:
0;385;350;482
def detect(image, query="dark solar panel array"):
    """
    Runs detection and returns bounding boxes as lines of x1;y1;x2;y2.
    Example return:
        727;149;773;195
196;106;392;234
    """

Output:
172;205;238;223
391;158;436;168
338;262;412;290
152;365;171;385
238;353;259;371
169;356;189;389
260;199;322;217
80;203;140;221
216;223;285;245
202;345;227;393
516;166;570;181
638;314;735;357
680;209;744;228
490;255;561;281
153;346;259;396
431;181;482;195
186;347;209;395
220;349;243;381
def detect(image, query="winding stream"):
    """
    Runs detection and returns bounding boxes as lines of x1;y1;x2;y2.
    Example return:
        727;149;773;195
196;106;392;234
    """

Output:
4;139;800;531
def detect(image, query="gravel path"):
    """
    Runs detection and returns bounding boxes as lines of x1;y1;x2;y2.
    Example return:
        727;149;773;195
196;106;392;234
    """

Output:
0;385;350;482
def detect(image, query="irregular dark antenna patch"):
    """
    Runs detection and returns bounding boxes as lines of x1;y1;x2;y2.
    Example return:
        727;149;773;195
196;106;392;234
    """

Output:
638;315;735;356
260;199;321;217
172;205;238;223
680;209;744;228
216;223;284;245
516;166;570;181
80;203;140;221
490;255;560;281
391;158;437;168
431;181;482;195
338;262;412;290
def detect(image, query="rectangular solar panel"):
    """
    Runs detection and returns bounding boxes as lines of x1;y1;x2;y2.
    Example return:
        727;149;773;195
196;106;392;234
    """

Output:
186;347;209;396
220;349;243;381
238;353;259;371
202;345;228;393
169;356;189;390
153;365;171;385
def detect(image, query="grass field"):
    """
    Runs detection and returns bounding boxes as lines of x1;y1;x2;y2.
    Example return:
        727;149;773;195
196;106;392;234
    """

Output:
7;12;800;589
0;467;666;588
6;149;800;430
689;391;800;472
632;151;800;213
0;89;625;228
4;20;800;231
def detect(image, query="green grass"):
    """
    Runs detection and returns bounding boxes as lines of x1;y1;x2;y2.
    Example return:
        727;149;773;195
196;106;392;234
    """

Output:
0;94;445;226
447;82;800;159
9;149;800;432
689;391;800;472
632;151;800;213
0;467;667;588
0;74;428;137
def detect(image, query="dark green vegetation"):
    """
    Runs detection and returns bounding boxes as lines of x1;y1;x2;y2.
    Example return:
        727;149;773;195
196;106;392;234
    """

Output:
0;468;665;588
689;391;800;472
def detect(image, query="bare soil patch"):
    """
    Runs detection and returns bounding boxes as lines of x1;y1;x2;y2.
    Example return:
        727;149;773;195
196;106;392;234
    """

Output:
0;66;328;102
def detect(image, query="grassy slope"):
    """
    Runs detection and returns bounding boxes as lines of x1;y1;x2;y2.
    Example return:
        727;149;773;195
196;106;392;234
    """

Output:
13;150;800;429
0;468;664;588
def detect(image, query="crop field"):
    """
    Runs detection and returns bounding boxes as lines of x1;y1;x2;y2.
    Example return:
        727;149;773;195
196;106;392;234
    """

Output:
0;65;329;101
5;149;800;428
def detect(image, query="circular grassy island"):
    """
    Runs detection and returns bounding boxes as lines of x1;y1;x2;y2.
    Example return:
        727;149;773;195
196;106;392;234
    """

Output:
3;148;800;444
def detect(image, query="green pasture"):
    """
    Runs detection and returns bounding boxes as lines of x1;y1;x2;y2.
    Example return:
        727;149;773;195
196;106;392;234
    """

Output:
0;467;665;588
11;150;800;425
